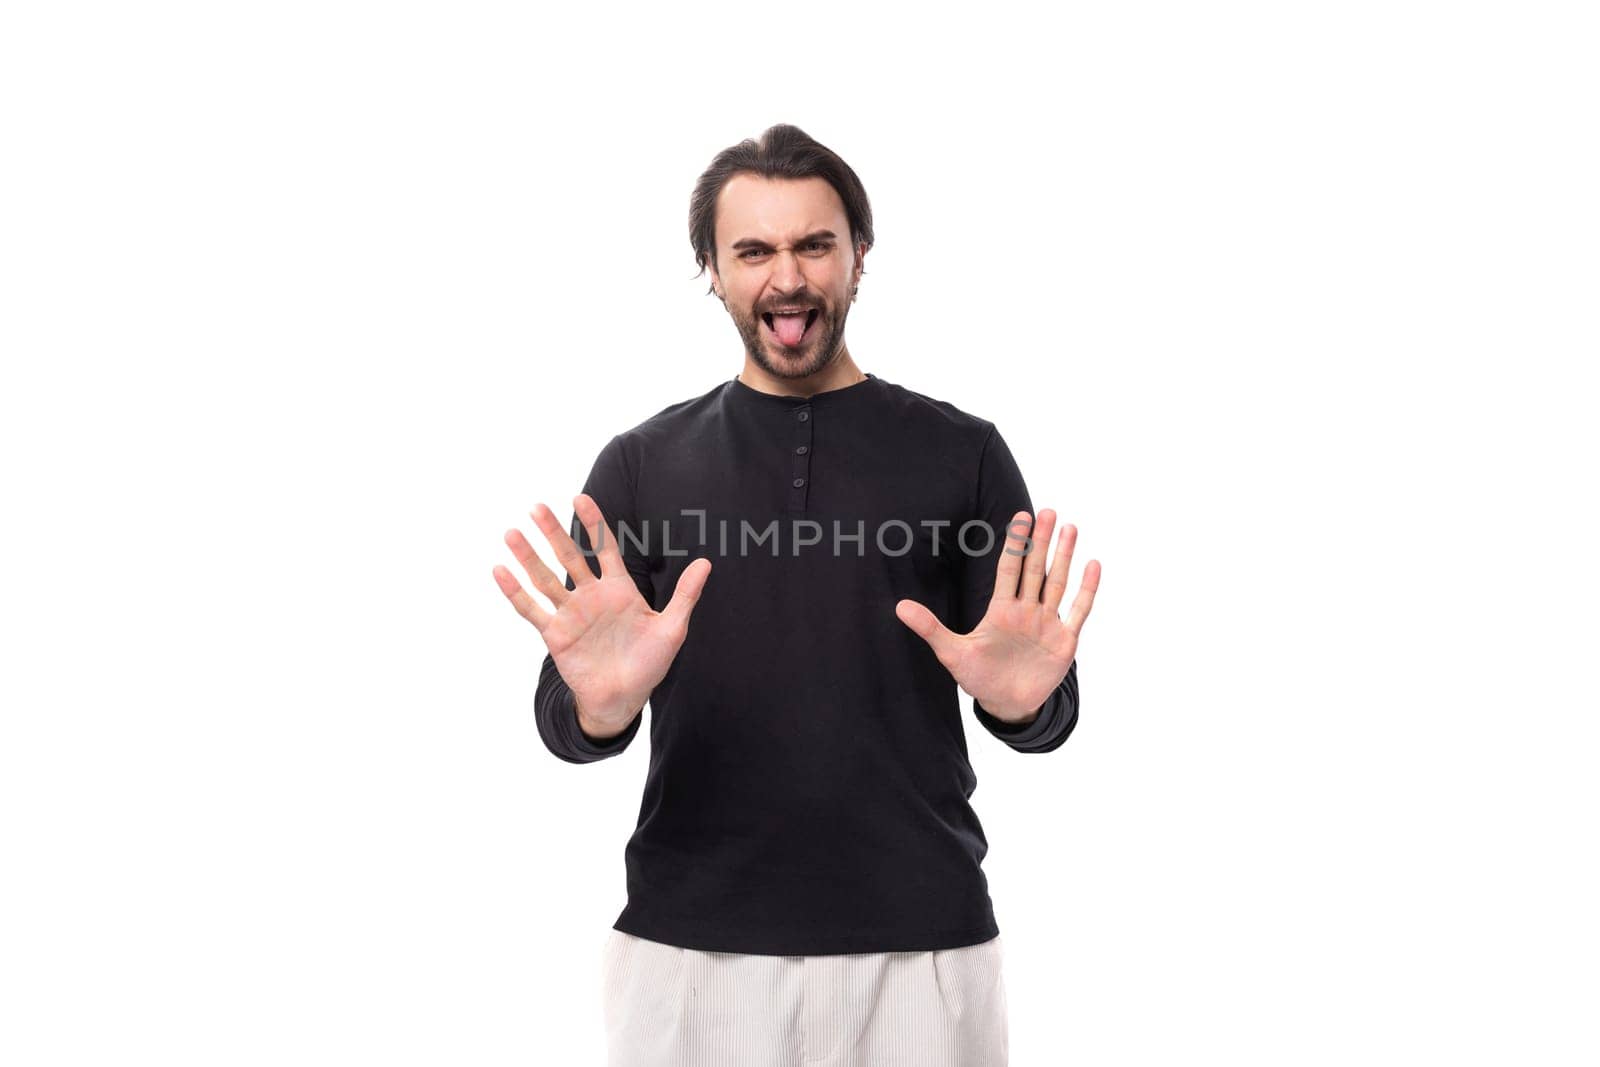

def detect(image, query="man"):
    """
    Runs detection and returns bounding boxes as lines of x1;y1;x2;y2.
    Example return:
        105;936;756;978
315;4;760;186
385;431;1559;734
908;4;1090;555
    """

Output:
492;124;1100;1066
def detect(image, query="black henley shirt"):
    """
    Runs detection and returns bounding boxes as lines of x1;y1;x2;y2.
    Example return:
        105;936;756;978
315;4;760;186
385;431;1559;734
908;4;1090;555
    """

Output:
534;371;1079;955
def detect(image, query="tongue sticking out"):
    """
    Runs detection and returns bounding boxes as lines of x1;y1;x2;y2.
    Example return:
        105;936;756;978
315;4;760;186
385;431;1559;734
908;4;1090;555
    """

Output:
772;310;811;347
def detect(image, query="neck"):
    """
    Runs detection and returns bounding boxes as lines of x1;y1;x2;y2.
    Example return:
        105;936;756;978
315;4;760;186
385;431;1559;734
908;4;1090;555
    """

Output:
738;348;866;398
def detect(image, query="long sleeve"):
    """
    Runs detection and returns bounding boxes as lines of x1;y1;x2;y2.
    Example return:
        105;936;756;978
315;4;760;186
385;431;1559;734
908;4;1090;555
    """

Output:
957;423;1081;754
533;433;655;764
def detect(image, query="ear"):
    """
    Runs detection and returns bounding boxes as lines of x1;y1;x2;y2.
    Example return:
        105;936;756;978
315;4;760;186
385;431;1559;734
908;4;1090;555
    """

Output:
708;259;725;301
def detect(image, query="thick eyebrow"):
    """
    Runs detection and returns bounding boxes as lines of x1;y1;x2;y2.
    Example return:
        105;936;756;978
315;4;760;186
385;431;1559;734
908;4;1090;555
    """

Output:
729;230;838;252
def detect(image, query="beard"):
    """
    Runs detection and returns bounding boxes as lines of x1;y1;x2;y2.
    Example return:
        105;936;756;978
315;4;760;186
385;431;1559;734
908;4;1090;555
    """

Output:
730;296;850;380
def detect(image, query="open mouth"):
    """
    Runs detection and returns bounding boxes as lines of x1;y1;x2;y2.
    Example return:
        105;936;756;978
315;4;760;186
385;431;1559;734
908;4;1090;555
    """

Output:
761;307;820;348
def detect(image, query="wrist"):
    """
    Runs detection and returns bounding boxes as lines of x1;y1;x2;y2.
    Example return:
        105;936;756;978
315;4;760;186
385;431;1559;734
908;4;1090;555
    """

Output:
575;696;639;740
977;696;1042;726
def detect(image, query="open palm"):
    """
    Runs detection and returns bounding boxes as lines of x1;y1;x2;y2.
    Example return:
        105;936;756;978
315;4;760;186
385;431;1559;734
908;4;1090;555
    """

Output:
895;509;1099;723
492;493;711;733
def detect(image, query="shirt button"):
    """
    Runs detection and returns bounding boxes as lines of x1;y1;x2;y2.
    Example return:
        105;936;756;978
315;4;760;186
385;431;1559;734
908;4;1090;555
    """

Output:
792;477;806;488
795;445;809;455
797;410;810;422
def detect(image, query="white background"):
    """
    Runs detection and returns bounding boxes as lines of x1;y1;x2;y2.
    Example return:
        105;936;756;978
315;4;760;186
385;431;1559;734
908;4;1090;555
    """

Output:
3;2;1596;1064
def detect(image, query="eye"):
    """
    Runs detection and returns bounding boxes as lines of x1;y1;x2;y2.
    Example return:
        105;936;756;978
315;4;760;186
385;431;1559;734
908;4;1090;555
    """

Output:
806;241;832;253
740;250;768;259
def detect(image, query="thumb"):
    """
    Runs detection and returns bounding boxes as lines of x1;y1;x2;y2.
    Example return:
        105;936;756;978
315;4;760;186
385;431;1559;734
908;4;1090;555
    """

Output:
895;598;960;665
660;557;712;631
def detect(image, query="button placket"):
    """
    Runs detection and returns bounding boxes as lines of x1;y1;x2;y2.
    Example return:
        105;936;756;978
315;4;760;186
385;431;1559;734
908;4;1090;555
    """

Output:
788;406;813;512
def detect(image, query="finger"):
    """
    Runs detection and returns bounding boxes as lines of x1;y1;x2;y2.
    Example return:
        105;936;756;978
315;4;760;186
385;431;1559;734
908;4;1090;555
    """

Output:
658;557;712;633
506;527;570;608
530;500;596;587
1063;558;1102;634
573;492;627;581
1041;523;1078;617
987;511;1033;607
1018;508;1056;604
894;598;961;668
492;564;551;630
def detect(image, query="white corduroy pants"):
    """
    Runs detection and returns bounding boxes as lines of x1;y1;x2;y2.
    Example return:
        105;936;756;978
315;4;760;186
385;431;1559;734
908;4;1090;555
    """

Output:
600;929;1009;1066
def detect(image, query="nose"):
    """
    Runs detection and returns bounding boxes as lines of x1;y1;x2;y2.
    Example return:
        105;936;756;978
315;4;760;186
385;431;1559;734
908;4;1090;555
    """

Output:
770;248;805;294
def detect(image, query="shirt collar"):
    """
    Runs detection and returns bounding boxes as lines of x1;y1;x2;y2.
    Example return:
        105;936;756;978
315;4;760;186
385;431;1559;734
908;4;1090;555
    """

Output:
725;371;883;409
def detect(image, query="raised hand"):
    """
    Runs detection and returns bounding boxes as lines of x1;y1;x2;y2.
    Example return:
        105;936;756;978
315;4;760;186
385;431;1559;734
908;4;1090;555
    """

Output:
492;493;712;738
894;509;1100;724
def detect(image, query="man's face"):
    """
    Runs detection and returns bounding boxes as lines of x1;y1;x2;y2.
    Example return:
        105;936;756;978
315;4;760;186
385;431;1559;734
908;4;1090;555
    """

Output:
708;174;865;380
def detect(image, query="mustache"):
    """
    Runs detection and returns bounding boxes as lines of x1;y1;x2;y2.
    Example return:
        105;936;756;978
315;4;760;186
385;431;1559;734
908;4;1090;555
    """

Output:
754;298;827;314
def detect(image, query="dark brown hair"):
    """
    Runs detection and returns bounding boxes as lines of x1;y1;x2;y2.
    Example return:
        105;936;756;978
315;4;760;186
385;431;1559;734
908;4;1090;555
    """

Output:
689;124;874;295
